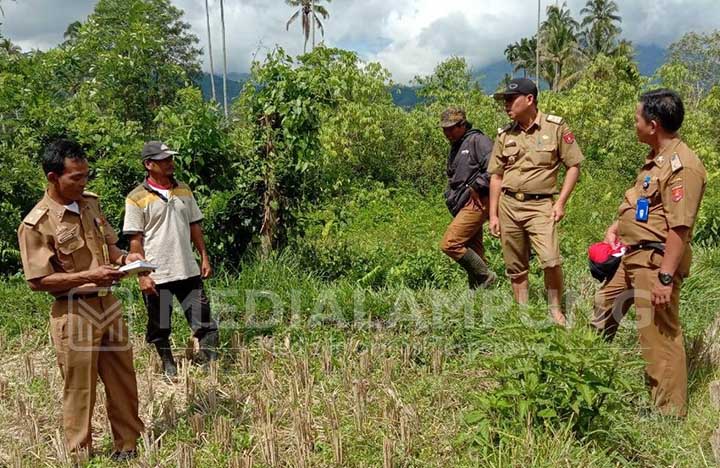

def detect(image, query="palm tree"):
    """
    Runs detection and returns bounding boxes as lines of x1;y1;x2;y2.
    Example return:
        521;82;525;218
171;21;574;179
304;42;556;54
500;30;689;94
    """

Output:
63;21;82;41
286;0;330;53
612;38;634;59
540;2;580;91
505;37;538;78
580;0;622;57
204;0;217;102
497;73;513;92
0;37;20;55
220;0;228;116
504;43;519;78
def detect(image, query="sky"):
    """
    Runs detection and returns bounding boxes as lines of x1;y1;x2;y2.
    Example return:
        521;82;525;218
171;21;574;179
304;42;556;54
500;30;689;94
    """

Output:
1;0;719;83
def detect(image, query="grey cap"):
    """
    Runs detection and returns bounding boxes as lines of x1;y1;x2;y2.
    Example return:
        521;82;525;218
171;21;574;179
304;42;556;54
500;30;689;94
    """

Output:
142;141;178;161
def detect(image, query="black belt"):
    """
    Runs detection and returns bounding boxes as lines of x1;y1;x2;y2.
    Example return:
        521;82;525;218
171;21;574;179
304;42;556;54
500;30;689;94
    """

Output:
625;242;665;254
54;291;107;301
503;190;554;201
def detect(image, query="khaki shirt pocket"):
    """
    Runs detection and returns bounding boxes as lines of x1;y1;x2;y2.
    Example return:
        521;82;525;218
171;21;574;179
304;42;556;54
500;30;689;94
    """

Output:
624;187;639;207
531;143;556;166
501;145;520;167
636;178;661;206
56;234;85;272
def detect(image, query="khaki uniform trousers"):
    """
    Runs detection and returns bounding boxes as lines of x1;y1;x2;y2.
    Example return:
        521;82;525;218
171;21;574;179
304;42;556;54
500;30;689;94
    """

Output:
498;194;562;278
50;294;144;452
592;249;688;417
440;196;489;261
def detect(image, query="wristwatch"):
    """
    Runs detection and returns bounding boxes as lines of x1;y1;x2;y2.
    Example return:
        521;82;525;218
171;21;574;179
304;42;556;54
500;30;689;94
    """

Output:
117;250;129;266
658;272;673;286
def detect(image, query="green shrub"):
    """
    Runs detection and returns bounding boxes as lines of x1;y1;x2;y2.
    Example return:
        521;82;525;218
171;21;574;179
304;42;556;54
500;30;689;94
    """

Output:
462;309;644;449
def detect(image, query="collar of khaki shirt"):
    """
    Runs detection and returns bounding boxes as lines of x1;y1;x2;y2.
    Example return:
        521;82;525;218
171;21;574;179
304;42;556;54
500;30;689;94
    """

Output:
42;191;89;222
509;110;544;134
643;136;682;168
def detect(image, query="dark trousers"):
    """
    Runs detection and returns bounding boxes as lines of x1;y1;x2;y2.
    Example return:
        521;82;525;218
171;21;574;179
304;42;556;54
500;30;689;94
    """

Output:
142;275;218;345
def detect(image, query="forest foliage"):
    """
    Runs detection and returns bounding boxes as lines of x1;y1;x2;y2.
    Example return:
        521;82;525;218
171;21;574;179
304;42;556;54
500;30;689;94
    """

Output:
0;0;718;276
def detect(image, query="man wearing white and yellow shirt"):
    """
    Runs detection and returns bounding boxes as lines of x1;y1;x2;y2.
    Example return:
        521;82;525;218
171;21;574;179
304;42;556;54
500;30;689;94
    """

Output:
123;141;218;378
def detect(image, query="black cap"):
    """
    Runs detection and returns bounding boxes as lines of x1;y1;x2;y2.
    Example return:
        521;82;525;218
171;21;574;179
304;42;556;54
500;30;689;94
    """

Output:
588;242;624;283
589;257;621;283
493;78;538;100
141;141;178;161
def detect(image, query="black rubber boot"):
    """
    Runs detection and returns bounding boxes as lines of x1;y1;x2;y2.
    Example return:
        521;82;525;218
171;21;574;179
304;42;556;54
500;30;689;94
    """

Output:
457;250;497;289
110;450;138;462
195;331;219;366
154;341;177;378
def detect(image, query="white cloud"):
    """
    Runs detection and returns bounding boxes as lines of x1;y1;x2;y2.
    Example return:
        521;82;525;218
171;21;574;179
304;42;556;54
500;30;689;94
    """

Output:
2;0;719;83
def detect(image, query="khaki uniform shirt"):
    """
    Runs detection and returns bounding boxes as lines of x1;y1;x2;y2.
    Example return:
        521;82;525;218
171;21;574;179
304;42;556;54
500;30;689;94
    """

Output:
617;137;707;246
17;192;118;290
488;111;584;194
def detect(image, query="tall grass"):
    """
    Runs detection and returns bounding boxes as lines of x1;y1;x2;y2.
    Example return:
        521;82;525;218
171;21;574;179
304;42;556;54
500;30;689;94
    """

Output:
1;180;719;466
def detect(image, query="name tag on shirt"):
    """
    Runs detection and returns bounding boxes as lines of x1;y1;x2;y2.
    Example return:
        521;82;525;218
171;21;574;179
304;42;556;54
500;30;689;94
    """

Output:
636;198;649;222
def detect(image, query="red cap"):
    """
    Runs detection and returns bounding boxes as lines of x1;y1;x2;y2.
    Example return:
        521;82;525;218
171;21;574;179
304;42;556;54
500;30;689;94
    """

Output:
588;241;626;282
588;242;626;263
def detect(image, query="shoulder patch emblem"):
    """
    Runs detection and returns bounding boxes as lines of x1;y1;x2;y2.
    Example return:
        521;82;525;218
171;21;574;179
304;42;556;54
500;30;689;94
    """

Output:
23;207;48;226
670;153;683;172
546;114;563;124
83;191;99;199
672;185;684;202
563;132;575;144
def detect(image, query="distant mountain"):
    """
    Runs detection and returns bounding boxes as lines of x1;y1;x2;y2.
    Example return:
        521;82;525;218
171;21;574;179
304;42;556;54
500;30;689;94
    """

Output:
228;72;251;82
473;60;515;93
473;45;668;93
634;44;667;77
390;85;422;110
196;73;247;103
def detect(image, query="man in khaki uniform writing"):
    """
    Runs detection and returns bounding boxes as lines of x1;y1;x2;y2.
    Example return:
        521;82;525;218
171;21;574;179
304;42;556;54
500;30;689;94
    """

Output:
17;139;144;460
488;78;583;325
593;89;706;417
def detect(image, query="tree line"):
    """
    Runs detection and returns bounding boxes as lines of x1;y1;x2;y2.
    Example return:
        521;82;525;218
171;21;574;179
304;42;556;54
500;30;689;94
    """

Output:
0;0;718;274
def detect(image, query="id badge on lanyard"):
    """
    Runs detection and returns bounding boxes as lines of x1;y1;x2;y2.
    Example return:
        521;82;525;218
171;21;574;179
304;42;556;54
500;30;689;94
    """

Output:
636;175;651;222
636;198;649;222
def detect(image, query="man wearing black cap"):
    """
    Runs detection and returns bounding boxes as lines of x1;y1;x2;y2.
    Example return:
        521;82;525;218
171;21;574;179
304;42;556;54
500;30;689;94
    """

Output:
487;78;584;325
123;141;219;378
438;106;497;289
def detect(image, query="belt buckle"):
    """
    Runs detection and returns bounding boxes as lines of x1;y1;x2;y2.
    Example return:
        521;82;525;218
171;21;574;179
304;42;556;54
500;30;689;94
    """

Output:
514;192;525;201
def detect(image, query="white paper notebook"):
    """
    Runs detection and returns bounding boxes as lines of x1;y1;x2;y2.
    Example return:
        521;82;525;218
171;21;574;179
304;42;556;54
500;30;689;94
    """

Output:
119;260;159;275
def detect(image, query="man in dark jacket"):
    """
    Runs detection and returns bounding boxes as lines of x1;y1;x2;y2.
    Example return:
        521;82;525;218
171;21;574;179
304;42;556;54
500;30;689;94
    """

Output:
439;107;497;288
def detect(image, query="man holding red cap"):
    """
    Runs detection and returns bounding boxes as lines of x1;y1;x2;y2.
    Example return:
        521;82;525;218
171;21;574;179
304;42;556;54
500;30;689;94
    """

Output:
487;78;584;325
592;89;707;417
